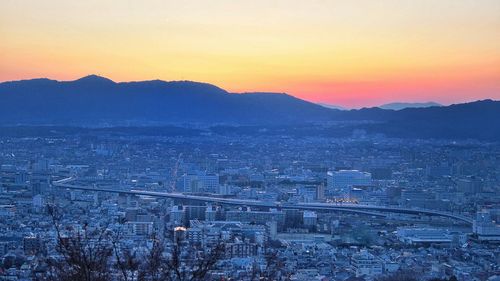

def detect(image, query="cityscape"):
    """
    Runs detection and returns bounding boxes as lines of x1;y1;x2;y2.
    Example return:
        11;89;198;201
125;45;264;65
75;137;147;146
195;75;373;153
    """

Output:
0;127;498;280
1;0;500;280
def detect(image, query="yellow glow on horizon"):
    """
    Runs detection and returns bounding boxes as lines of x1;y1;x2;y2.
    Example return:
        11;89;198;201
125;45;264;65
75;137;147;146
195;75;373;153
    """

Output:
1;0;499;107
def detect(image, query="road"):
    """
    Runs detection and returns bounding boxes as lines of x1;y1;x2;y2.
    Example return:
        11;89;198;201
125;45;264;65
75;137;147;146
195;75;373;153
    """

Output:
53;178;473;225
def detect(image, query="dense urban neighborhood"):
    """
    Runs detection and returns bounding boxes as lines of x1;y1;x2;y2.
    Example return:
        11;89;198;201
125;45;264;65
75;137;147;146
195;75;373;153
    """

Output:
0;129;498;280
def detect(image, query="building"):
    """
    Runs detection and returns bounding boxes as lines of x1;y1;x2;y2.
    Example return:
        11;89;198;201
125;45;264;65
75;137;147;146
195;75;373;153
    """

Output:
396;227;467;246
457;178;483;194
225;208;285;231
316;184;325;201
182;172;219;193
217;184;232;195
185;205;206;222
205;204;219;221
188;220;267;246
187;227;203;244
225;241;258;258
23;235;44;255
126;221;154;237
174;226;187;242
327;170;372;190
473;210;500;241
182;174;203;193
298;186;317;202
297;185;325;202
284;209;302;228
170;205;185;225
351;250;383;278
303;211;318;230
199;173;219;192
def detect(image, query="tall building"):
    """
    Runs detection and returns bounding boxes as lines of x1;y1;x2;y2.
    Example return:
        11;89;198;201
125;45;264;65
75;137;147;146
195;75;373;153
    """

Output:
297;185;325;202
187;227;203;244
173;226;187;242
126;222;154;237
303;211;317;231
185;205;206;223
217;184;232;195
205;204;219;221
170;205;185;226
199;173;219;192
284;209;302;228
182;172;219;193
473;210;500;241
316;184;325;201
182;174;203;193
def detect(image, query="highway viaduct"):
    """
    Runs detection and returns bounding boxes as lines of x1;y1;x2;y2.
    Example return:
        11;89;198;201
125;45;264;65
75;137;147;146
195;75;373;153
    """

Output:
53;179;473;225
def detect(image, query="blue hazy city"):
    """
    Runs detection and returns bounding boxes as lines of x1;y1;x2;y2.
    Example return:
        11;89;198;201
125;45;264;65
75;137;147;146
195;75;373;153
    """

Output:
1;1;500;280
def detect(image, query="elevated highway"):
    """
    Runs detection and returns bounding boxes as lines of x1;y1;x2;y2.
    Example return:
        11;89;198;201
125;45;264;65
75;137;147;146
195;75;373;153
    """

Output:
53;179;473;225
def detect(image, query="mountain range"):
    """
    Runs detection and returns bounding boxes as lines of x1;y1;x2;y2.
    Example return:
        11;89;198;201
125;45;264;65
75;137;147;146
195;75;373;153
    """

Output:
318;102;442;111
378;102;442;110
0;75;334;125
0;75;499;140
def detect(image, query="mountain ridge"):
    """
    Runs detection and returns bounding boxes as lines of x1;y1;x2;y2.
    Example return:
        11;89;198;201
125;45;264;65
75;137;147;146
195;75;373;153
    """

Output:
0;75;333;125
0;76;499;140
378;101;442;110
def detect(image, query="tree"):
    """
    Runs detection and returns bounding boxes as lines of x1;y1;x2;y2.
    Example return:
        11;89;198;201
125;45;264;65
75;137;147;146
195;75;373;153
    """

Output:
46;204;113;281
137;234;225;281
250;250;290;281
112;235;141;281
45;204;225;281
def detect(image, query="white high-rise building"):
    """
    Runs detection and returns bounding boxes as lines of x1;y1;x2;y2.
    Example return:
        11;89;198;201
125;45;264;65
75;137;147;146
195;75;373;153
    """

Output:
182;172;219;193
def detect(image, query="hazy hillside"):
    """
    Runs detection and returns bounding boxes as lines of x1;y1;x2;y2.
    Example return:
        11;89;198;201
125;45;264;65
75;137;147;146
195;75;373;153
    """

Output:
0;75;334;125
378;102;442;110
0;76;499;140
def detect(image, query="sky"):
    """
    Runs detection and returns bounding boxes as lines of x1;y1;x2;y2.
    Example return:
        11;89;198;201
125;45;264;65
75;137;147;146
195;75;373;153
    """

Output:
0;0;499;108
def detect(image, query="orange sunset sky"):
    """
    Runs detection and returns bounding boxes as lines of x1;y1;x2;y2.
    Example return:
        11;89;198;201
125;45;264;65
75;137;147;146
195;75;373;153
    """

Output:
1;0;499;108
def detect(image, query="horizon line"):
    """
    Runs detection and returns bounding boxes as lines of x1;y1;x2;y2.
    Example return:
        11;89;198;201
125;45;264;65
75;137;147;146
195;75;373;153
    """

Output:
1;74;497;109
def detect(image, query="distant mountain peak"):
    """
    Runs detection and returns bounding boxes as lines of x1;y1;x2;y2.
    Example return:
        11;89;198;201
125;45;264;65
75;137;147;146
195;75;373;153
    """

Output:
378;101;442;110
73;74;115;84
0;76;333;125
0;76;499;140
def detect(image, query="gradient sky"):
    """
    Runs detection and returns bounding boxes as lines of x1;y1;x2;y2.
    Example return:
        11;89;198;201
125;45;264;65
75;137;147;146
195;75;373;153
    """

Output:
1;0;499;108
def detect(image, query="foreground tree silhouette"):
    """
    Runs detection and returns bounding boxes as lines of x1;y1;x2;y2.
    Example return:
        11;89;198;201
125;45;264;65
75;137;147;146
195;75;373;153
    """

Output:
136;233;225;281
46;204;113;281
46;204;224;281
112;233;141;281
249;250;290;281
